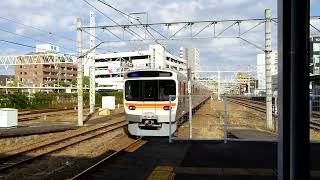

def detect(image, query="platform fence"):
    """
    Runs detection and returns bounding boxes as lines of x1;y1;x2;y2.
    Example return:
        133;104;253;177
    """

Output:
310;95;320;122
168;95;279;142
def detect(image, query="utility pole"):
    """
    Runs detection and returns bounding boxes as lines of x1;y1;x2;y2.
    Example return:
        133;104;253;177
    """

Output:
77;17;83;126
89;12;96;113
5;78;8;94
187;68;192;138
217;70;221;100
247;66;251;95
265;9;273;130
152;48;155;68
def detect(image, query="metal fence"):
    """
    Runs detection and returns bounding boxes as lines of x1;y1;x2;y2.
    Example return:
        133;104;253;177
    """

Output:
168;95;278;142
311;95;320;121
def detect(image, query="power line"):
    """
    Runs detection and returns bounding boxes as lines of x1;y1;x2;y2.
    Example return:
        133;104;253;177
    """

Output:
0;39;35;49
0;27;76;53
82;28;105;42
82;0;146;42
96;0;179;60
83;0;186;68
82;0;126;41
96;0;139;21
0;16;77;43
96;0;150;39
0;39;76;57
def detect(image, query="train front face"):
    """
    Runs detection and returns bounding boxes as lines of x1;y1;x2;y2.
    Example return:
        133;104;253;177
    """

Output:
124;70;178;136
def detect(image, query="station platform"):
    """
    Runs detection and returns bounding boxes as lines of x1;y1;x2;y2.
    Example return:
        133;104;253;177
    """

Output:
228;127;277;141
88;138;320;180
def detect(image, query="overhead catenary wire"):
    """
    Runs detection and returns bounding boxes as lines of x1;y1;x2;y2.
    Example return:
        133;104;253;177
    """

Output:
0;16;77;43
0;39;35;49
0;39;76;57
96;0;139;21
0;27;76;53
95;0;181;62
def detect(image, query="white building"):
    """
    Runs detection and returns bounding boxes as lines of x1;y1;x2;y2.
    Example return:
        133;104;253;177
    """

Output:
90;45;187;90
36;44;60;53
256;52;278;91
179;47;200;79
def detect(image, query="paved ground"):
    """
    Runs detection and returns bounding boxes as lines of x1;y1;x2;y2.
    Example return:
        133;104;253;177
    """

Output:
84;137;320;180
228;127;277;141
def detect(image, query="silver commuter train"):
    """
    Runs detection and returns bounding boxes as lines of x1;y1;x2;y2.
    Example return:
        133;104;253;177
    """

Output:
123;69;211;136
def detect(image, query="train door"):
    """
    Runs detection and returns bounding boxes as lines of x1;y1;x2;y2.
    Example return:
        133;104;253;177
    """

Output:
141;80;157;123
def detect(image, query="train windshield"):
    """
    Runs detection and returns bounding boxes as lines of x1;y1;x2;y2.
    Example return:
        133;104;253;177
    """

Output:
125;80;176;101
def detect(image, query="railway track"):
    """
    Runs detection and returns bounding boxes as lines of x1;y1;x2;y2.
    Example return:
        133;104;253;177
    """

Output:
228;98;266;113
310;121;320;131
71;137;145;180
228;96;320;131
227;97;277;115
0;118;127;173
17;107;93;121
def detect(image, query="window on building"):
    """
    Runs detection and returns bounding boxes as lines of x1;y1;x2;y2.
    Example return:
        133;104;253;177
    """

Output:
24;72;27;75
314;43;320;51
20;65;22;68
20;72;22;75
35;65;37;68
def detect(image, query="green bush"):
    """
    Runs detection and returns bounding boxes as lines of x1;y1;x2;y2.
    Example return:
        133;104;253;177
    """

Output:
0;91;123;110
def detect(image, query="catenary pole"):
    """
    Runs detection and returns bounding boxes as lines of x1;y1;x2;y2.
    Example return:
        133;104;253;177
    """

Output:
77;17;83;126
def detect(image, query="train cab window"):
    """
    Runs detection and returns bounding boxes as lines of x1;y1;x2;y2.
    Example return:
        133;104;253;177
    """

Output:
143;81;156;101
125;80;176;101
125;81;141;101
159;80;176;101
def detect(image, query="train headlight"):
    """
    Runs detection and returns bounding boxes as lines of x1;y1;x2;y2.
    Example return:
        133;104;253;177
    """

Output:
163;106;171;110
129;106;136;110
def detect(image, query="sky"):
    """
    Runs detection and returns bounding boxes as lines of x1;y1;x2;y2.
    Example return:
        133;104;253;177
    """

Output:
0;0;319;75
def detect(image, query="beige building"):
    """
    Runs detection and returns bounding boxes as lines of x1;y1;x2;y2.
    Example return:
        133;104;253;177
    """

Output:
179;47;200;80
15;64;77;87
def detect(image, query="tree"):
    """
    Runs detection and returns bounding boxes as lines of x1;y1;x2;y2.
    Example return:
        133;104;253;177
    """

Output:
71;76;90;88
52;80;67;87
9;79;20;87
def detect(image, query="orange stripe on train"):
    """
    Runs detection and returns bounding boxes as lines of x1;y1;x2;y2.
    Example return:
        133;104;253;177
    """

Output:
125;103;176;107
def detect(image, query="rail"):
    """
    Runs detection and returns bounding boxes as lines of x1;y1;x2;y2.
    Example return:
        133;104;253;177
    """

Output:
0;118;127;173
71;137;145;179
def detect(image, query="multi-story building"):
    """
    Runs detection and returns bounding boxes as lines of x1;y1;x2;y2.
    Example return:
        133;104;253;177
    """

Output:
256;52;278;92
179;47;200;80
15;63;77;87
235;72;258;94
92;44;187;90
310;37;320;75
36;44;60;53
14;44;77;87
0;75;12;86
310;37;320;94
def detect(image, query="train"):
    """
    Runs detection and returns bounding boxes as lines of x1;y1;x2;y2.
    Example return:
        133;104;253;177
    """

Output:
123;69;212;136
